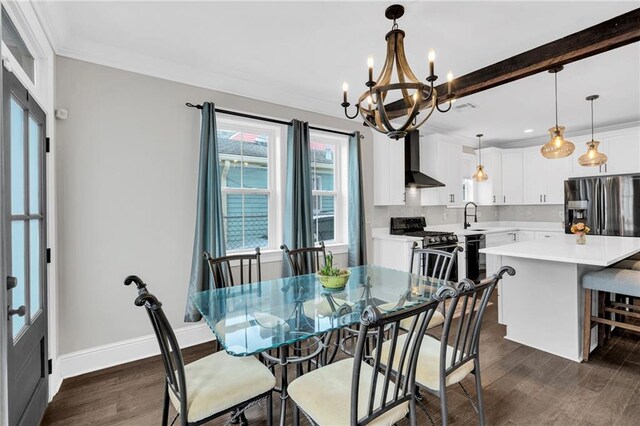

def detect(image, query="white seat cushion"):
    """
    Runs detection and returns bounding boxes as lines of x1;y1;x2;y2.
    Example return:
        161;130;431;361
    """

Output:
168;351;275;423
378;334;474;391
288;358;409;426
377;302;444;330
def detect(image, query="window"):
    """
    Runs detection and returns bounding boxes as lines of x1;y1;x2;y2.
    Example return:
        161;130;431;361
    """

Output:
217;119;281;252
310;132;348;245
2;8;35;83
216;118;348;254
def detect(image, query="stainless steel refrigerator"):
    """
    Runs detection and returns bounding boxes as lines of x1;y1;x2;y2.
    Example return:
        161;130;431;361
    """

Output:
564;174;640;236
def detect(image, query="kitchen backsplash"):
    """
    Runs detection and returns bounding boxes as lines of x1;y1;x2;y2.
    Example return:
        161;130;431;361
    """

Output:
372;189;564;228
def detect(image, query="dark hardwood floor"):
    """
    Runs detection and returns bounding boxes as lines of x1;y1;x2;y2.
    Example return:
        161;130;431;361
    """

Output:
42;302;640;425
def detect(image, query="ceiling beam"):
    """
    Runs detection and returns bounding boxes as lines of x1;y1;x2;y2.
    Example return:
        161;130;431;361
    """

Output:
385;8;640;120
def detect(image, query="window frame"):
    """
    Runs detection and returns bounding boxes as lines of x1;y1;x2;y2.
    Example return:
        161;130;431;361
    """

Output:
216;116;283;254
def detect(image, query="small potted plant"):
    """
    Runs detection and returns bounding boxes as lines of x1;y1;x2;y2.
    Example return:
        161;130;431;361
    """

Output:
570;222;590;245
316;252;351;290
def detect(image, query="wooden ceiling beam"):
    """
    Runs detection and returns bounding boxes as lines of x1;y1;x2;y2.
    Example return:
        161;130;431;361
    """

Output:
385;8;640;120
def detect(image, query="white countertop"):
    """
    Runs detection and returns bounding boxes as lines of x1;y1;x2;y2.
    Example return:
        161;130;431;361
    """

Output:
480;234;640;266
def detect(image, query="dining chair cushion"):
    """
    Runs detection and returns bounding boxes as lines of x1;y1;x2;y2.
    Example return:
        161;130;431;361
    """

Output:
288;358;409;426
377;334;474;392
302;297;353;317
583;268;640;297
377;302;445;330
215;312;290;336
168;351;275;423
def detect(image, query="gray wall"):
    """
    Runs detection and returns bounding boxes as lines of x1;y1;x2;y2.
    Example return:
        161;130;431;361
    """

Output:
54;57;373;354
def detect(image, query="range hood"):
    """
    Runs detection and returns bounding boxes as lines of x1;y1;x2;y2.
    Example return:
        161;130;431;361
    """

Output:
404;130;445;188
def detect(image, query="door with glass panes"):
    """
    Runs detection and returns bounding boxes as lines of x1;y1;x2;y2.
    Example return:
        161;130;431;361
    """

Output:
3;67;48;425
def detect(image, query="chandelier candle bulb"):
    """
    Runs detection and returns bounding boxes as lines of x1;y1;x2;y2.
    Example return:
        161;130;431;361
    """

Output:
367;55;374;83
342;82;348;104
428;49;435;77
447;71;453;95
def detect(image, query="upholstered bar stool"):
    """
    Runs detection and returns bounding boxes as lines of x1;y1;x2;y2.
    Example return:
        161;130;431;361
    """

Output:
582;268;640;361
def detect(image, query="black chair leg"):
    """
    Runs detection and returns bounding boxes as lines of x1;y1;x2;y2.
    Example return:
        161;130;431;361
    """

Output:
474;359;486;426
266;393;273;426
162;384;169;426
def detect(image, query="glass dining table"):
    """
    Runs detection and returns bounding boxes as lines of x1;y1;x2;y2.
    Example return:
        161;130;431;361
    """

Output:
191;265;451;425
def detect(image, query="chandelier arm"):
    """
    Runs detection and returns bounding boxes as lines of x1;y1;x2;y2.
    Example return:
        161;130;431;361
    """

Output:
396;87;427;133
376;95;397;134
436;98;452;113
343;102;360;120
393;32;420;111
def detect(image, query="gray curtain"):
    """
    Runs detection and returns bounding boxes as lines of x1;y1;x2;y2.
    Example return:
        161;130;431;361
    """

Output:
348;131;367;266
282;119;314;275
184;102;226;322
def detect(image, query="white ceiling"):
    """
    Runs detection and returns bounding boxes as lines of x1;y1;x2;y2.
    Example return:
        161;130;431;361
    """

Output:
33;1;640;147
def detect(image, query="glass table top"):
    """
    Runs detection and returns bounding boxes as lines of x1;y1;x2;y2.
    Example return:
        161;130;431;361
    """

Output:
191;265;451;356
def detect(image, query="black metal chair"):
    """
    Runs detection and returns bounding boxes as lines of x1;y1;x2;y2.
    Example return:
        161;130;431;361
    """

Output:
124;275;275;426
287;284;459;426
409;243;464;330
281;241;326;276
203;247;261;288
410;266;516;425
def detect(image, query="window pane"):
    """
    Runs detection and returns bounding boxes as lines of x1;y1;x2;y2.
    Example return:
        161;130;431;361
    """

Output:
310;142;335;191
2;9;35;82
29;220;41;320
28;116;40;214
218;129;268;190
313;195;335;242
10;98;25;215
11;221;26;338
223;193;269;251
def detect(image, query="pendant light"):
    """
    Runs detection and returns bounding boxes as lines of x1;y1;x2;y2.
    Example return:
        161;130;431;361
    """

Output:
578;95;608;167
473;134;488;182
540;66;575;159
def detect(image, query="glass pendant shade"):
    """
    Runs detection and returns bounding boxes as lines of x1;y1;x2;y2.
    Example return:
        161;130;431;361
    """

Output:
472;164;488;182
540;126;575;159
578;141;607;167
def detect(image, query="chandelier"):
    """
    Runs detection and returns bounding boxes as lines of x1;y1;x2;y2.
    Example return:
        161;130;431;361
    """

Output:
472;134;488;182
340;4;454;140
540;66;575;159
578;95;608;167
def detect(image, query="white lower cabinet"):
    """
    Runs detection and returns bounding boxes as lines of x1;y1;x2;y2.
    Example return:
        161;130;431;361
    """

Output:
373;238;417;271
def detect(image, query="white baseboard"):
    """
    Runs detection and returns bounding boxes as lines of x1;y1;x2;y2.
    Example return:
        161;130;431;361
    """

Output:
58;322;214;380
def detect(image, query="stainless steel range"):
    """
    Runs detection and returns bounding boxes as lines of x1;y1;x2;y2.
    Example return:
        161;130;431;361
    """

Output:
389;217;459;249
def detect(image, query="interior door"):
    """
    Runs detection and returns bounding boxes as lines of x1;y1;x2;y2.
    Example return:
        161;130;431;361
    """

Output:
3;67;48;425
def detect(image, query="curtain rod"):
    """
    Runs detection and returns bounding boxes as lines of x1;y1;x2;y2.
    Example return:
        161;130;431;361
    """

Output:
185;103;362;138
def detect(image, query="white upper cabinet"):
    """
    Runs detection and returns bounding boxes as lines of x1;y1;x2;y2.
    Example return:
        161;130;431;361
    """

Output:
501;150;524;204
523;146;571;205
477;148;503;205
373;133;405;205
420;135;462;206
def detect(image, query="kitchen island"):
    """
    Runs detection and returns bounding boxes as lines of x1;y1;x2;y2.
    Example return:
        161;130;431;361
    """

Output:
481;234;640;362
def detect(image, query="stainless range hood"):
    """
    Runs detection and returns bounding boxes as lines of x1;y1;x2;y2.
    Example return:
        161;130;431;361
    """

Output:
404;130;445;188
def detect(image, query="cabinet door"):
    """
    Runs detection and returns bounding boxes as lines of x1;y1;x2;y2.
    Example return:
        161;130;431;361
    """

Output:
388;137;406;205
501;151;523;204
445;142;463;205
373;133;391;205
545;154;571;204
523;148;546;204
606;130;640;174
420;137;443;206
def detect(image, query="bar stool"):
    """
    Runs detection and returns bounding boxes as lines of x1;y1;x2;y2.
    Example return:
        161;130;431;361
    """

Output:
582;268;640;361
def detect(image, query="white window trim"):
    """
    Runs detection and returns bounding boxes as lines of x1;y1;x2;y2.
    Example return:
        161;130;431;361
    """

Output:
217;116;285;254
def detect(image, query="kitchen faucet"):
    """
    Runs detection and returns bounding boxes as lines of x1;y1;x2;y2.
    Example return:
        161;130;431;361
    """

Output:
464;202;478;229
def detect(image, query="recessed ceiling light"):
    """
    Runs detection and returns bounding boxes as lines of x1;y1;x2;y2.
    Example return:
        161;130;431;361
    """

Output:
523;129;534;133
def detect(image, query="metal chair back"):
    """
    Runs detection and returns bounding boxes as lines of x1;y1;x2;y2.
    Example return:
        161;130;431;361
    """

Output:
351;284;458;425
203;247;262;289
124;276;188;424
439;266;515;385
280;241;326;276
410;242;462;281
